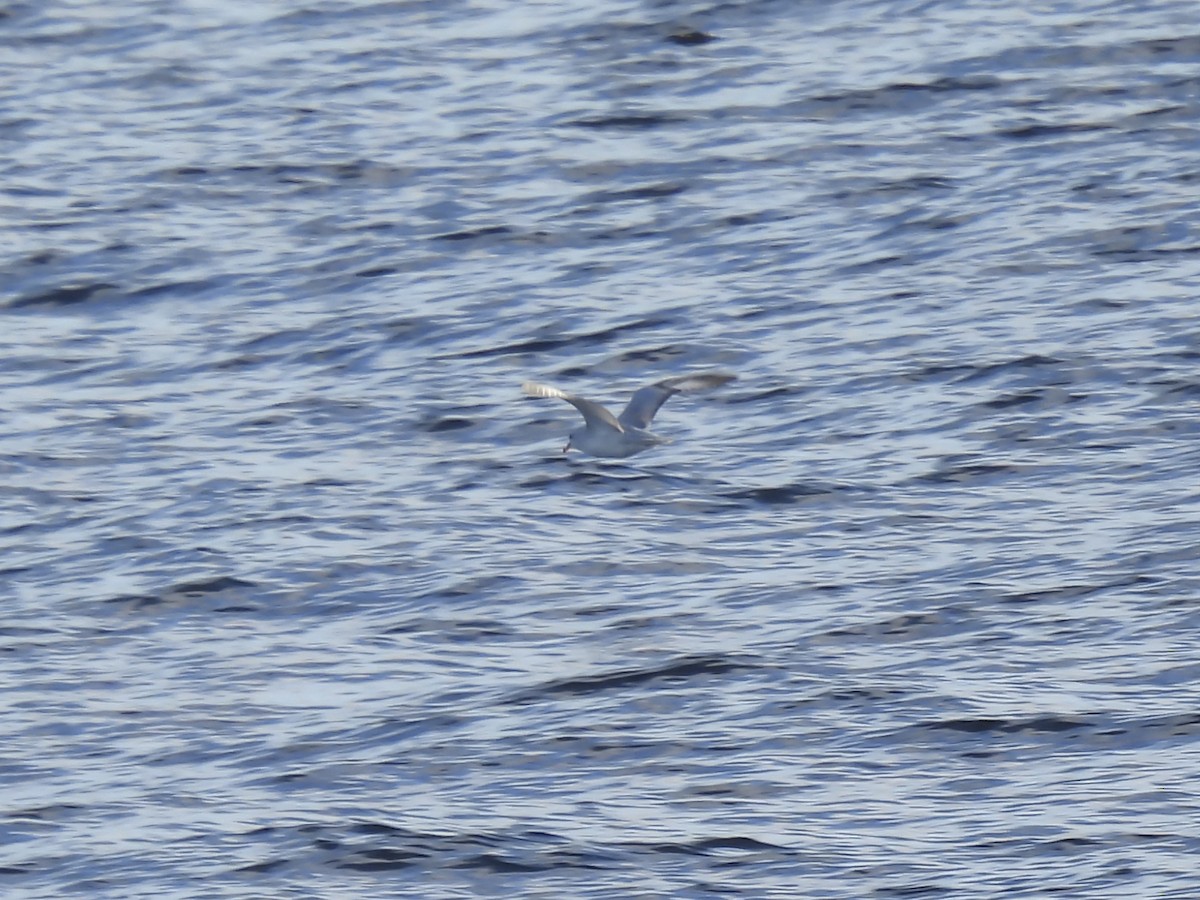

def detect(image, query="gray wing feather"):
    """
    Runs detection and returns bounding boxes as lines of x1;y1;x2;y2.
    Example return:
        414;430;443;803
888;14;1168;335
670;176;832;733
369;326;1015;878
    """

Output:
618;372;736;429
523;381;623;431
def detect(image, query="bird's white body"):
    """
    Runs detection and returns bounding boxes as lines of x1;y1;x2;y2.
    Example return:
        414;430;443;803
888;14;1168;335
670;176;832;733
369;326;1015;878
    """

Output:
522;373;735;458
567;422;667;458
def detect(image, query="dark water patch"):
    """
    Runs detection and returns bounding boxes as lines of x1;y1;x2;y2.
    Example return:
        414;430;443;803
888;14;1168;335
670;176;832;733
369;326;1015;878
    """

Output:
955;32;1200;79
915;462;1023;484
9;281;118;309
917;711;1200;754
1131;103;1188;120
874;884;952;898
382;316;440;345
816;686;911;706
718;482;854;506
824;610;965;642
233;821;612;878
169;576;256;596
925;717;1008;736
978;830;1184;859
1097;713;1200;745
213;352;270;371
952;355;1065;385
806;75;1004;115
383;617;513;639
239;411;292;428
722;209;795;228
518;474;561;490
237;328;315;353
1130;33;1200;59
166;159;413;188
355;264;400;278
630;835;787;856
349;822;414;837
981;389;1052;409
337;848;431;872
1087;224;1200;259
611;343;690;363
515;653;760;702
448;315;668;359
414;574;525;603
999;576;1151;605
1093;245;1200;262
572;468;690;487
566;112;687;130
235;858;289;874
127;279;214;301
420;416;474;433
889;213;964;234
6;803;86;821
0;624;59;639
1156;377;1200;398
451;853;558;874
101;594;163;611
925;715;1090;736
432;224;513;242
1044;836;1100;849
234;396;374;430
20;249;63;266
583;182;687;203
833;253;905;275
1070;296;1129;311
903;362;980;383
999;121;1111;140
265;714;471;768
884;175;957;192
666;28;714;47
456;847;604;877
293;341;376;368
724;384;800;404
586;224;673;243
102;576;257;611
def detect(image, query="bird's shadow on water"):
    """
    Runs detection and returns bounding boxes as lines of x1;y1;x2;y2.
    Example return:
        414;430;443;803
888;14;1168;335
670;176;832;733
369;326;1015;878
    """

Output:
517;454;667;490
517;454;868;509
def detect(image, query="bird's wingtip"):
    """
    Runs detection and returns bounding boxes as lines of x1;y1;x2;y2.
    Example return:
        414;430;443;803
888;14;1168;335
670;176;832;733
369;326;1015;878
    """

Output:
523;380;573;401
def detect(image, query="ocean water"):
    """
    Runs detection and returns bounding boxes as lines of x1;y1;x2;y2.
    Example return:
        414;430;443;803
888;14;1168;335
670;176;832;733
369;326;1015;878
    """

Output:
3;0;1200;897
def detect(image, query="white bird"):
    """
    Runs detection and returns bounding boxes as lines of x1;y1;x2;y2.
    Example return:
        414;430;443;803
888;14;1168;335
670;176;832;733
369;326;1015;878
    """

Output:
522;372;736;458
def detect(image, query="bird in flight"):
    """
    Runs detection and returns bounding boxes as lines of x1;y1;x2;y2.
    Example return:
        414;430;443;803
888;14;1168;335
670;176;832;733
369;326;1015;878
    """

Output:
522;372;736;458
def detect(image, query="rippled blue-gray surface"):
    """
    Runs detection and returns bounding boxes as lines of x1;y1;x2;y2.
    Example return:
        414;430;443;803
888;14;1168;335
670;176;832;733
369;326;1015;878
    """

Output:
4;0;1200;896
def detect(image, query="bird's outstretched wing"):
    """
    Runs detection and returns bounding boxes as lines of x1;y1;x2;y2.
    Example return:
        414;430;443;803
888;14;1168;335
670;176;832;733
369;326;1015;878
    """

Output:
522;381;623;432
618;372;736;429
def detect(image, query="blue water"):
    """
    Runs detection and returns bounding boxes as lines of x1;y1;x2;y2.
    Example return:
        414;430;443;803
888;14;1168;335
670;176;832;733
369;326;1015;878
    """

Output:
4;1;1200;897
